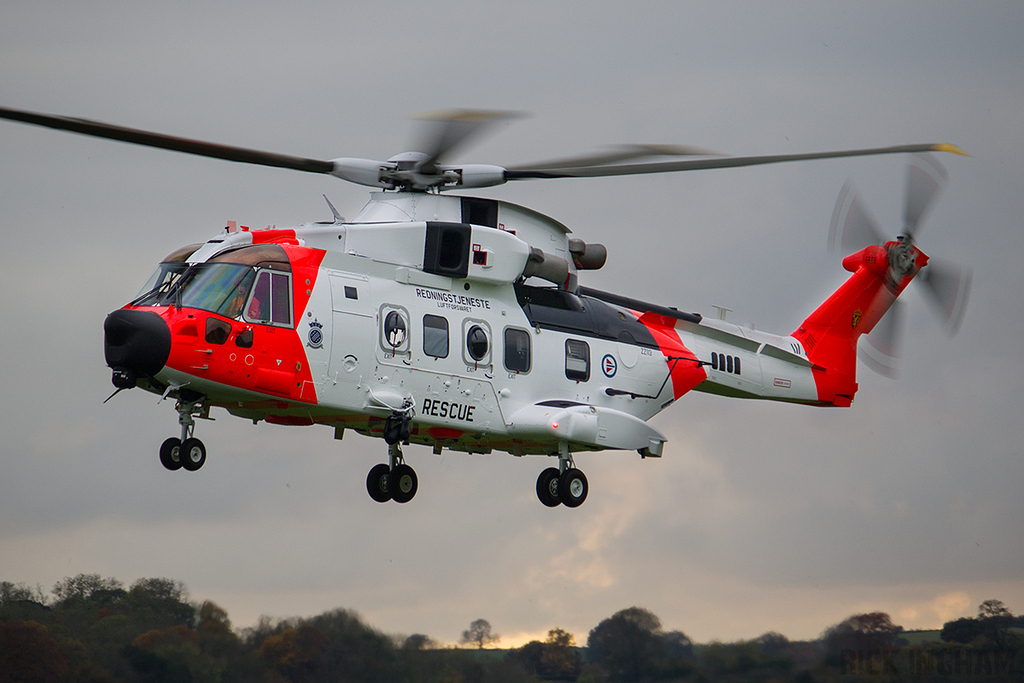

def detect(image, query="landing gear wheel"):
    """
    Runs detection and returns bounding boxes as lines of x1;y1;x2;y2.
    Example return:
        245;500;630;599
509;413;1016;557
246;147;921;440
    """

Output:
159;438;183;471
389;464;418;504
367;463;392;503
536;467;562;507
559;468;588;508
180;437;206;472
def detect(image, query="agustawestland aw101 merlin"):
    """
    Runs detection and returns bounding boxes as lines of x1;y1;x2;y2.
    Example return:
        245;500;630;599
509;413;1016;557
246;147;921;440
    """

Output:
0;107;971;507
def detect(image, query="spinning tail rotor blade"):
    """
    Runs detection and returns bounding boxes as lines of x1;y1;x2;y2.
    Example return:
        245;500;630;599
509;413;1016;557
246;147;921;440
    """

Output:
919;259;971;334
861;300;905;378
829;181;885;253
904;153;949;238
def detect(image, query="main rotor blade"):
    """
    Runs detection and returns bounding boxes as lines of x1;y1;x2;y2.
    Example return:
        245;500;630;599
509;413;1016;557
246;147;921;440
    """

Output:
505;143;967;180
919;259;971;334
903;153;948;238
829;181;885;254
411;109;522;170
507;144;721;172
0;106;335;175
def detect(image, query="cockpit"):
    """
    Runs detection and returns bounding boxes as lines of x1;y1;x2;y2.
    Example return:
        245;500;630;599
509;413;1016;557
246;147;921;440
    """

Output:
132;243;294;327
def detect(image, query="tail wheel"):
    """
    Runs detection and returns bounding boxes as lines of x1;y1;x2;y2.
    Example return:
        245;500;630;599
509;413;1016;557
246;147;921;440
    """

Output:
536;467;562;507
180;438;206;471
367;463;392;502
159;438;183;471
390;464;418;504
559;468;588;507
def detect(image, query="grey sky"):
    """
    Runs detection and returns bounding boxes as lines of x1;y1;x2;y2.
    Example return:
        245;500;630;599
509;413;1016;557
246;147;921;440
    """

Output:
1;2;1022;645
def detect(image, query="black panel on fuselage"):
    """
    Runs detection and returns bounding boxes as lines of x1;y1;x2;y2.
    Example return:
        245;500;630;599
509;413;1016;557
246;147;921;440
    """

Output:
514;283;659;349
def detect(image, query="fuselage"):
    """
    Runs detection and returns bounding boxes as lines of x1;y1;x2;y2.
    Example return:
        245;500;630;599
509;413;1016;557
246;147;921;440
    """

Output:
104;193;831;461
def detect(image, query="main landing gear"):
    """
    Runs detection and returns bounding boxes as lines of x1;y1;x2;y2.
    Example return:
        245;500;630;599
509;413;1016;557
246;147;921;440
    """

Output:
536;443;588;508
366;411;418;503
367;443;418;504
159;396;207;472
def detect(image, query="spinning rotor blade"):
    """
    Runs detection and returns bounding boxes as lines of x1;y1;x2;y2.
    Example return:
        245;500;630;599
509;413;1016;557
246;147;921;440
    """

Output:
829;181;885;253
919;259;971;334
861;300;905;379
505;143;967;180
506;144;721;172
411;109;522;170
904;153;949;238
0;106;335;175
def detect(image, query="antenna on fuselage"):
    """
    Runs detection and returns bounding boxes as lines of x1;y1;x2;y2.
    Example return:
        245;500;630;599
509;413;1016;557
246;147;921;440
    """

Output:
323;195;344;223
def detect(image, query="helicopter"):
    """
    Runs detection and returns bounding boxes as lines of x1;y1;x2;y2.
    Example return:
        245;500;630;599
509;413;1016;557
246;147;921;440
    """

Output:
0;107;970;508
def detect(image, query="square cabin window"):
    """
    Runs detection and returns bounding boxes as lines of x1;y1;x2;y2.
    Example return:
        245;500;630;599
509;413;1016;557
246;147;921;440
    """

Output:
423;315;449;358
565;339;590;381
245;270;292;327
504;327;531;374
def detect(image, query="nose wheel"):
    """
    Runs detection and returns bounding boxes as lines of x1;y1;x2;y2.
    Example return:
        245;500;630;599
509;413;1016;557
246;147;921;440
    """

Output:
366;443;418;503
159;396;208;472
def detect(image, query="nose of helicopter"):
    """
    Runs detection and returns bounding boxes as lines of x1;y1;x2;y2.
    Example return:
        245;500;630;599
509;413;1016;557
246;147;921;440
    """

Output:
104;309;172;389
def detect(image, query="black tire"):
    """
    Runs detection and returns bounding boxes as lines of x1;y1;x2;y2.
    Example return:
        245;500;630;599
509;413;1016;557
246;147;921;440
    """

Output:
159;438;183;471
180;437;206;471
536;467;562;507
367;463;392;502
559;468;588;508
389;464;418;504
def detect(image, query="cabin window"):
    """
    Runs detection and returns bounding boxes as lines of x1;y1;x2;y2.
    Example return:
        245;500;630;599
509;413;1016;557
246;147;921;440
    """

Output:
467;324;489;362
384;311;408;348
423;315;449;358
504;327;531;374
565;339;590;381
245;270;292;327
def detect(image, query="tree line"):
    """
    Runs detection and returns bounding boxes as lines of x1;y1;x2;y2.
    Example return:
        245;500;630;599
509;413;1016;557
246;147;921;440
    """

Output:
1;574;1022;682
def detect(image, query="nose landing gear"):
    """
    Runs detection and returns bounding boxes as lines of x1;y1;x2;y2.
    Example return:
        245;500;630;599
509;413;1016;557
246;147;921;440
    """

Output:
159;395;208;472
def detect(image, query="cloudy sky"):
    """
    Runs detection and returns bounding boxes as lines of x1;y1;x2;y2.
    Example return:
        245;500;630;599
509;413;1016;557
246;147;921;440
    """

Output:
1;2;1022;646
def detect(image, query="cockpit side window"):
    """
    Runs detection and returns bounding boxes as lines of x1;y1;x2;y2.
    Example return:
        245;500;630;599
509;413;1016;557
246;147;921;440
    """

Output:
244;270;292;327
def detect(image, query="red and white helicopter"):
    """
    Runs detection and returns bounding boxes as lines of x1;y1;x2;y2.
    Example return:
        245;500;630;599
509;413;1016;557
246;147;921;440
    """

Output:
0;107;969;507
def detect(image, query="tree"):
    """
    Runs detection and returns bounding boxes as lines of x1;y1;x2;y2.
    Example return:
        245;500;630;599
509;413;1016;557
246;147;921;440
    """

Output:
461;618;500;649
511;628;582;680
978;599;1012;619
401;633;435;650
587;607;667;682
259;624;329;683
941;617;983;644
51;574;124;603
0;621;68;683
823;612;903;653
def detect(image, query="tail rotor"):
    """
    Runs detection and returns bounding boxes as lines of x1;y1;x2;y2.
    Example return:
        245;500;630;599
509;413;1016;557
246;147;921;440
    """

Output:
829;154;971;376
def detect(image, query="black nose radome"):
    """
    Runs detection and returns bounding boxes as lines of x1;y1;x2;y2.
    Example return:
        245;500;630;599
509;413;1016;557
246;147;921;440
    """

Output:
104;309;171;386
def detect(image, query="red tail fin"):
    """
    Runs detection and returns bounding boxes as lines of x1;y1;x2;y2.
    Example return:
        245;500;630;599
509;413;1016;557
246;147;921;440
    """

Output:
792;242;927;406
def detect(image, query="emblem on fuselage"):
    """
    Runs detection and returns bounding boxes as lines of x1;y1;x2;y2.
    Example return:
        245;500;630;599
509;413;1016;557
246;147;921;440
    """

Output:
851;309;862;330
602;353;618;377
307;319;324;349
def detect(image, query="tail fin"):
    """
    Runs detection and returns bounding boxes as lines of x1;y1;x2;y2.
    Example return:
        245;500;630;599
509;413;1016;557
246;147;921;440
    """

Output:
792;242;925;406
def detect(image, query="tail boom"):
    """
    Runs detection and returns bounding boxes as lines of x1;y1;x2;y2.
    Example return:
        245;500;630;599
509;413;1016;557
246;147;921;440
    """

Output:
792;242;927;406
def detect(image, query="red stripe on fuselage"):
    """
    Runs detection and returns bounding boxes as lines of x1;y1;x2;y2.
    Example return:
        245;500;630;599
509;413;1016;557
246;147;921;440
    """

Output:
636;311;707;400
